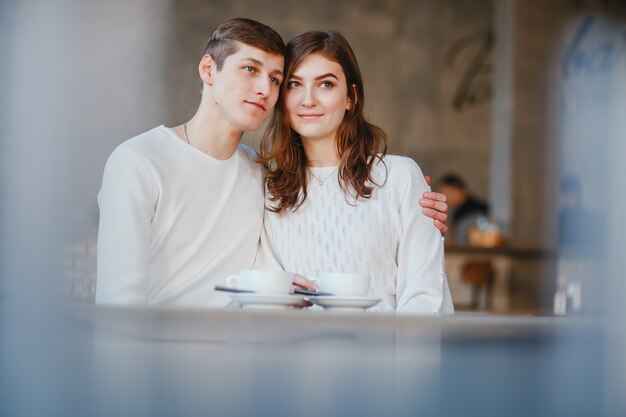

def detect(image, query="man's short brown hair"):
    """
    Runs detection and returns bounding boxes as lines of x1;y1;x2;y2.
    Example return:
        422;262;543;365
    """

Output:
204;18;285;70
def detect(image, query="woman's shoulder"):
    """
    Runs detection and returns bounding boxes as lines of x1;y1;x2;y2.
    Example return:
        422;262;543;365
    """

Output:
370;154;427;199
375;154;424;179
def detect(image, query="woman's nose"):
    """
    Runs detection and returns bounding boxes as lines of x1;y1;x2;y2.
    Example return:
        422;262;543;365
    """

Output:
301;87;315;107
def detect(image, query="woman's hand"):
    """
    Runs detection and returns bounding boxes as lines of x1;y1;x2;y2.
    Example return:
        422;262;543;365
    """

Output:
420;176;448;236
291;273;317;308
291;273;318;291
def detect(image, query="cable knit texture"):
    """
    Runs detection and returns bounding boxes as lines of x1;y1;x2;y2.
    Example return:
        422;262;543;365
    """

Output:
96;126;265;307
260;155;454;314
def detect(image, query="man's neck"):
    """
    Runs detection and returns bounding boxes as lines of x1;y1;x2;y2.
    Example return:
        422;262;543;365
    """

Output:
176;105;244;160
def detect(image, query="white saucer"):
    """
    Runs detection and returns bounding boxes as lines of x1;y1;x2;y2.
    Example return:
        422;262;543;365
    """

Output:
230;293;308;309
309;296;382;311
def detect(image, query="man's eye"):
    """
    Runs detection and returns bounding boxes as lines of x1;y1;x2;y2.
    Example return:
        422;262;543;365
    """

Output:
270;76;282;85
244;66;255;73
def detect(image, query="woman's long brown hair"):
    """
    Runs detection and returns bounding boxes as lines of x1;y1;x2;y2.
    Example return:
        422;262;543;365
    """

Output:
258;31;387;214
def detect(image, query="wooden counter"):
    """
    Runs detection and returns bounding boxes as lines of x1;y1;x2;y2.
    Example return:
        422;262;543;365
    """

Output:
445;244;557;259
444;244;559;313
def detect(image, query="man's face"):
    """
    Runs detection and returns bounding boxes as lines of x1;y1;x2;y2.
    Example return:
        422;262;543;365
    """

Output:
206;42;284;132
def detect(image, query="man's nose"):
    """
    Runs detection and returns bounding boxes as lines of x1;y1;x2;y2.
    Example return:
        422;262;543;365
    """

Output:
255;77;271;97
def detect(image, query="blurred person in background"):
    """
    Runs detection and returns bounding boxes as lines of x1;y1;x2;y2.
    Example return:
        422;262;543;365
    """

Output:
558;174;601;250
436;173;489;244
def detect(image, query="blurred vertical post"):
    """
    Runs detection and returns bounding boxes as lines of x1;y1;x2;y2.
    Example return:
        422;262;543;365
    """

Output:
490;0;514;236
604;26;626;416
556;10;626;416
1;0;172;415
0;0;75;416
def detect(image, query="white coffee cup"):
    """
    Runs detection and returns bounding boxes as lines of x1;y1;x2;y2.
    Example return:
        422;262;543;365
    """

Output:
317;272;371;297
225;269;293;294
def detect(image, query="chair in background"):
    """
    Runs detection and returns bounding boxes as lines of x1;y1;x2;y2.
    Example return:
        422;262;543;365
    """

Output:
461;260;495;310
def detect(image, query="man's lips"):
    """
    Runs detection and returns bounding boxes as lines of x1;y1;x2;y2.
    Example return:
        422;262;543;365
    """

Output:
245;101;266;111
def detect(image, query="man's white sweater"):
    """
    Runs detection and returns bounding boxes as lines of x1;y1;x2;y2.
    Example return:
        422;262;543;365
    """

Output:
96;126;264;306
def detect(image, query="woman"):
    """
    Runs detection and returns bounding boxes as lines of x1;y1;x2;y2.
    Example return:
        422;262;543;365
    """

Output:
258;31;453;313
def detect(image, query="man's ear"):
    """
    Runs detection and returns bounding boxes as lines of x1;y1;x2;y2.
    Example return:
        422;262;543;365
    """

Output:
199;54;215;86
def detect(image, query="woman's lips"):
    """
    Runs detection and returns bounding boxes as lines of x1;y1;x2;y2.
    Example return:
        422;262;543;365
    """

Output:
298;113;323;119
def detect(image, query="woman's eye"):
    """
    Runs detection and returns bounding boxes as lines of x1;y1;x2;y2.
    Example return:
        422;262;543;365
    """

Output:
321;81;334;88
287;81;301;88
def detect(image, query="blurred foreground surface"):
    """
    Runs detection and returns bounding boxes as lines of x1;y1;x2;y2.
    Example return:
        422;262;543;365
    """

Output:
1;305;609;417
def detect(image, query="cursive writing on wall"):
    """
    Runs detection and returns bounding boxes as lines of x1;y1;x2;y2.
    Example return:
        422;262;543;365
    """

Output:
445;30;494;111
562;14;626;80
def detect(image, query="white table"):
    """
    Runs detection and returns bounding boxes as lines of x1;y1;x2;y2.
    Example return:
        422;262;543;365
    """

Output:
69;305;603;417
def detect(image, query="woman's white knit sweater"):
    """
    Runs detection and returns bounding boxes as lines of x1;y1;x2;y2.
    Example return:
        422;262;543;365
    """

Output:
260;155;453;314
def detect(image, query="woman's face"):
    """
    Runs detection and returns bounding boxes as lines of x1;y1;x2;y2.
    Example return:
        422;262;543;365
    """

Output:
284;53;351;145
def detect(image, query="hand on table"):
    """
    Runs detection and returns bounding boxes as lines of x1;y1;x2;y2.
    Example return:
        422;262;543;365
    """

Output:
291;273;317;308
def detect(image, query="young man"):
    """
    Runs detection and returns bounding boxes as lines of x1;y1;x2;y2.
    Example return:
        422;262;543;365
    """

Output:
96;18;448;306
